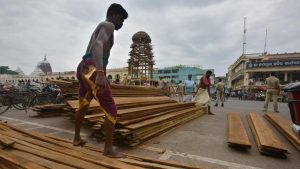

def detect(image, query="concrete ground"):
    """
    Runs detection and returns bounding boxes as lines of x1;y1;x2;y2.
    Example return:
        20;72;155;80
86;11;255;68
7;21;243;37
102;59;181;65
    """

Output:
0;98;299;169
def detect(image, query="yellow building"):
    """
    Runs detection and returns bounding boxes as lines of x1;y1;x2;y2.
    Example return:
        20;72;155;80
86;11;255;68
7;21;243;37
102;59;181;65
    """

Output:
106;67;129;83
228;52;300;90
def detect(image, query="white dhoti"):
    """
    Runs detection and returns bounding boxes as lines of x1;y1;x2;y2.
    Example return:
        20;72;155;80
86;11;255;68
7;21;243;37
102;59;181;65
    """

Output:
194;88;211;107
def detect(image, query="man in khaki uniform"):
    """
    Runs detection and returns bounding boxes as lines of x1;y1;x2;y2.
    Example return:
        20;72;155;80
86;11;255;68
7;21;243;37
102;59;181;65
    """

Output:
176;80;185;102
263;72;280;113
215;79;225;107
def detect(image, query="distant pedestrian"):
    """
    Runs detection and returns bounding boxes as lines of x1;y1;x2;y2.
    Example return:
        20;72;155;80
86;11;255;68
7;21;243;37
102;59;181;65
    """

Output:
183;74;196;102
167;80;176;98
176;80;185;102
215;79;225;107
237;90;242;100
263;72;280;113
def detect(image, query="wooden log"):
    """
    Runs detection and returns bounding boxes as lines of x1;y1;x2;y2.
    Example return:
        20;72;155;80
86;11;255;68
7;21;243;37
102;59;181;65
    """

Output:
265;113;300;151
227;112;251;148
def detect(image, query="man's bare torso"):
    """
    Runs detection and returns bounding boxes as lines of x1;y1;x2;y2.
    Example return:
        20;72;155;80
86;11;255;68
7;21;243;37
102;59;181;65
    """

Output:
86;22;114;58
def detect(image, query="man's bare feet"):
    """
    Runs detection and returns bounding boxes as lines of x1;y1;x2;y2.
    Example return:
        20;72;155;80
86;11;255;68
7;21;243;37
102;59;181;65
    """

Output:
103;150;127;158
208;112;215;115
73;138;87;146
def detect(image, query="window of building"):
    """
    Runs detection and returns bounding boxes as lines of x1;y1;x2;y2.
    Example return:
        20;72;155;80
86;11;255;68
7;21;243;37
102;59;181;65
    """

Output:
172;69;179;73
172;76;179;78
158;70;163;74
72;76;75;80
164;70;171;74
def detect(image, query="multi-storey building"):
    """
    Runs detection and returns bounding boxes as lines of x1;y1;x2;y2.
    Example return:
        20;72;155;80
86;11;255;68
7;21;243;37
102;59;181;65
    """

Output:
228;52;300;90
153;65;214;85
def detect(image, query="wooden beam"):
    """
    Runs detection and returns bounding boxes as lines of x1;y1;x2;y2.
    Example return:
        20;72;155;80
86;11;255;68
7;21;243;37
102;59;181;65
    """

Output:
227;112;251;148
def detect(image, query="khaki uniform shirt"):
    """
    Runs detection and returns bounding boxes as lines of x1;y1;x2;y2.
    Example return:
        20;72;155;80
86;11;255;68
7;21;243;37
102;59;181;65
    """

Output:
176;83;184;94
216;82;225;93
266;76;280;91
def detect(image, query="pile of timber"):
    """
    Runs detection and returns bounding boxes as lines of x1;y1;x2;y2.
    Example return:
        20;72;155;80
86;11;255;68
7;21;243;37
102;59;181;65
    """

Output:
0;122;201;169
49;79;164;98
31;104;72;117
247;112;289;157
67;96;205;146
265;112;300;151
227;112;251;149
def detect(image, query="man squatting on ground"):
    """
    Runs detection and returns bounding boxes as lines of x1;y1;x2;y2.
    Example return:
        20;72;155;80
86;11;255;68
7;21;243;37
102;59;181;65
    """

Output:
196;70;215;115
73;3;128;158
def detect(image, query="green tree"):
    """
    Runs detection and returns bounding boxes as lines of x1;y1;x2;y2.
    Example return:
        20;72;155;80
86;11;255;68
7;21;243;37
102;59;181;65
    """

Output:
0;66;19;75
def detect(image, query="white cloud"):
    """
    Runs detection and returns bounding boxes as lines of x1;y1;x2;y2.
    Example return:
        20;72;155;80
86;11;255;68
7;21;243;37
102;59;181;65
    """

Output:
0;0;299;76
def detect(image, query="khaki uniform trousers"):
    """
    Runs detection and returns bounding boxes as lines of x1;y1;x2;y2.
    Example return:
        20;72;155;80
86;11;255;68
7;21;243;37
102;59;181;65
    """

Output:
263;89;278;112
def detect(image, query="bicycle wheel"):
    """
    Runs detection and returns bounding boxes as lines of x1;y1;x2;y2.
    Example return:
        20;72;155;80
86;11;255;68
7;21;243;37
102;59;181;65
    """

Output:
12;103;27;110
12;92;32;110
34;94;53;105
0;104;11;115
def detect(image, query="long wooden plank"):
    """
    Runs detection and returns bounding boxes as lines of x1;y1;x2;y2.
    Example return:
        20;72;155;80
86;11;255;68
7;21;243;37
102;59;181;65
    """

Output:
129;111;203;147
125;107;199;129
117;103;196;121
10;150;75;169
0;149;47;169
227;112;251;148
0;123;141;169
0;135;106;169
119;158;180;169
247;112;289;156
0;122;202;169
67;96;173;109
45;135;201;169
265;113;300;151
0;158;20;169
118;106;194;126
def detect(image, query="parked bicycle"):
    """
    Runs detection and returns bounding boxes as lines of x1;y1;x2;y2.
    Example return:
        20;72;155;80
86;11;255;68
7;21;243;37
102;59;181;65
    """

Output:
24;84;63;108
0;89;31;115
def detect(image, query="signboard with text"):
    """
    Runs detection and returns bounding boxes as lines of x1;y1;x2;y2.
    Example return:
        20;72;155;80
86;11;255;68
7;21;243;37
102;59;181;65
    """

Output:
246;60;300;69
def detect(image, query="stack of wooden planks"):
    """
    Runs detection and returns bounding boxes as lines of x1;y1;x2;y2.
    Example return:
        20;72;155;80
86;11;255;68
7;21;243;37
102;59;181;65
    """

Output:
265;112;300;151
247;112;289;157
227;112;251;149
49;79;164;98
67;96;205;146
31;104;72;117
0;122;201;169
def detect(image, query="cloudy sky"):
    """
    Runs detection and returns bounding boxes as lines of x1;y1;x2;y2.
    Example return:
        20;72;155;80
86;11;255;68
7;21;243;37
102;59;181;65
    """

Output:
1;0;299;76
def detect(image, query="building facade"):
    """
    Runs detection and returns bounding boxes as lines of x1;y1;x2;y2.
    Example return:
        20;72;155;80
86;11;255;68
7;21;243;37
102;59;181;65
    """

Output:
0;68;129;85
228;52;300;90
153;65;214;85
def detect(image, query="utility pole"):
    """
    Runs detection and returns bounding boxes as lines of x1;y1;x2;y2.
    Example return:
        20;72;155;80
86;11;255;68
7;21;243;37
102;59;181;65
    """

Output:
242;17;247;55
263;28;268;54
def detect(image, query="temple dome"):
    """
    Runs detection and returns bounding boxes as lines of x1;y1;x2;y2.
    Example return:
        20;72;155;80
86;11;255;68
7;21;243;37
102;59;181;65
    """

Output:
30;56;52;76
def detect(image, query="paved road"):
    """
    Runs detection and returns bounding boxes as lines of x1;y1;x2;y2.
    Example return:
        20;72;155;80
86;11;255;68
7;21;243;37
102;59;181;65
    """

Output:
1;98;299;169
